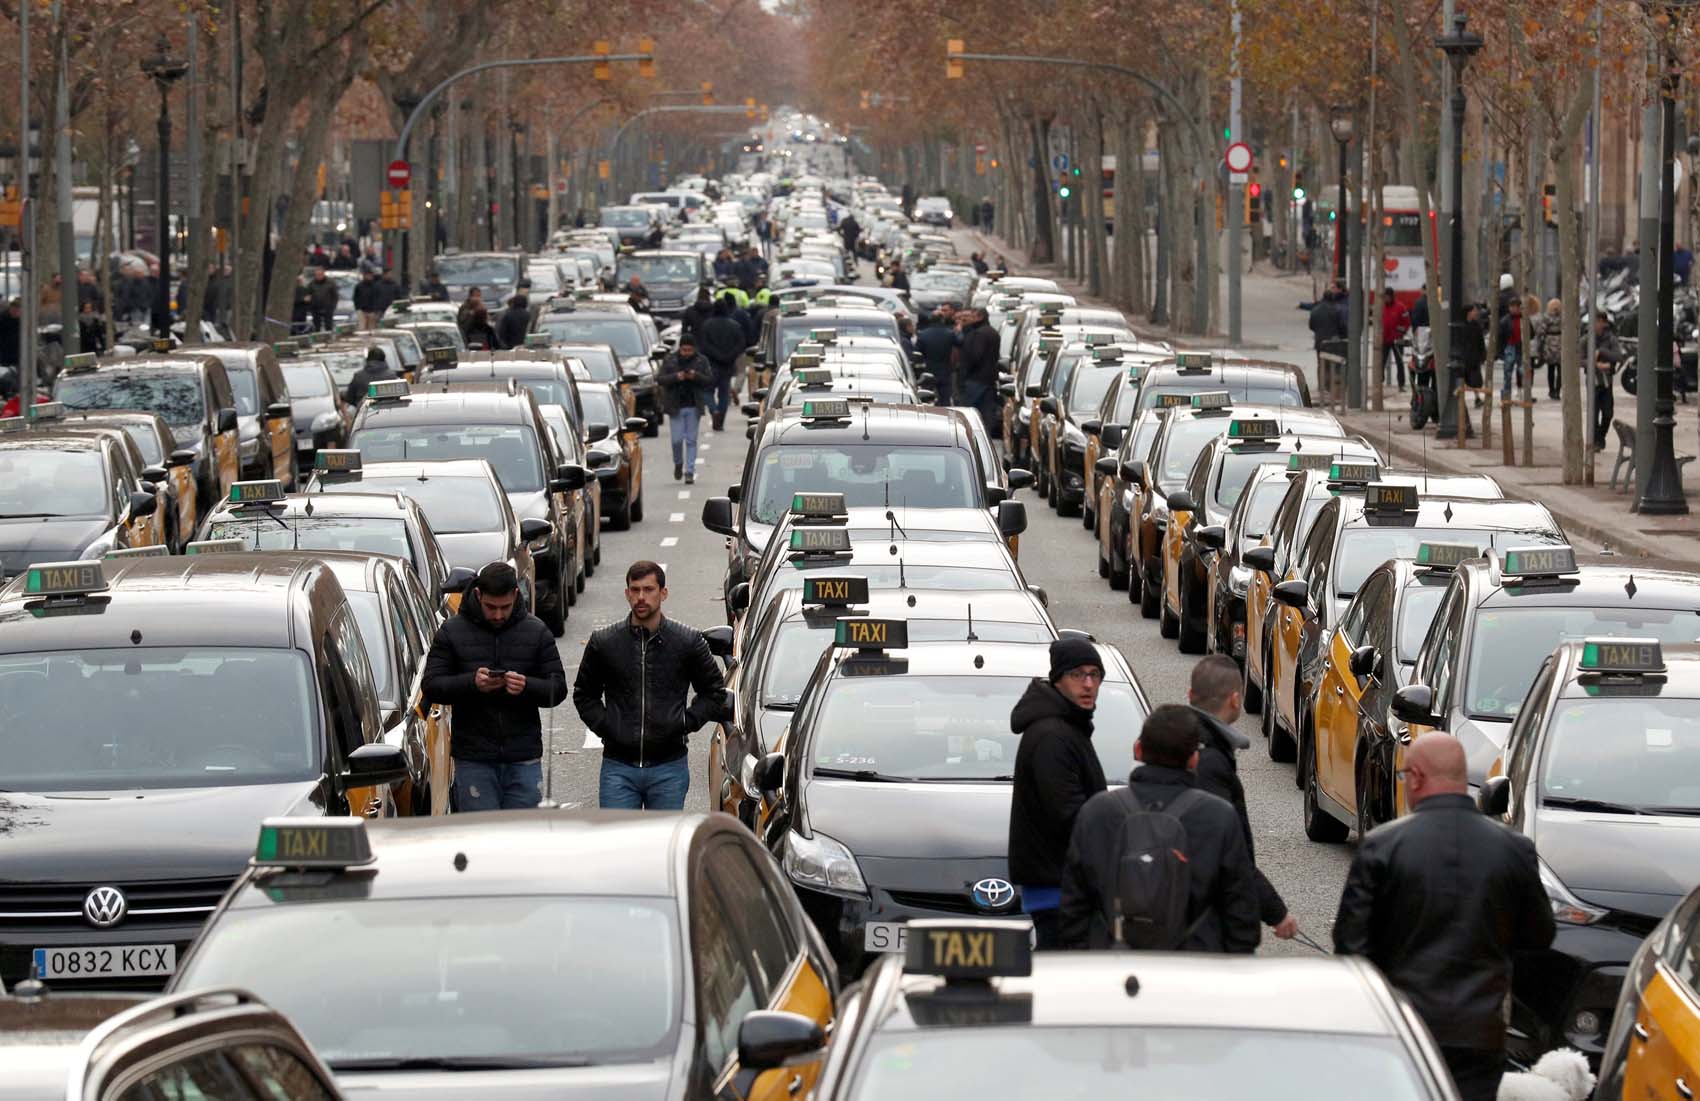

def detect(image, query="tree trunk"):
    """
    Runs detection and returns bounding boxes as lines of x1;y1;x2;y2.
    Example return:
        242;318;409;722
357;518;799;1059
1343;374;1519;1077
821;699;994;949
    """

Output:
180;35;224;344
1551;75;1595;485
1029;114;1057;264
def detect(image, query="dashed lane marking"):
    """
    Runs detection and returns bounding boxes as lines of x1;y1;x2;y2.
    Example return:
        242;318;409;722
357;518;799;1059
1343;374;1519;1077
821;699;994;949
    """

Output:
661;536;679;547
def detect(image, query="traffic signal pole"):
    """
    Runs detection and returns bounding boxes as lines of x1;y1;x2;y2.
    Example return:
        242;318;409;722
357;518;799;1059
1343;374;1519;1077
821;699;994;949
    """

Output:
1227;0;1243;344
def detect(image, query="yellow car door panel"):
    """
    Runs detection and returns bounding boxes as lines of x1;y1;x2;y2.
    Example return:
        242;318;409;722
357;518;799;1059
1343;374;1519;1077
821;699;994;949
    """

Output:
1624;966;1700;1098
1318;631;1365;805
267;415;293;484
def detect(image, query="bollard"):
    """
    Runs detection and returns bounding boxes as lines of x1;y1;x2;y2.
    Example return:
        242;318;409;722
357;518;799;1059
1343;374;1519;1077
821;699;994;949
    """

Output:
1500;401;1514;466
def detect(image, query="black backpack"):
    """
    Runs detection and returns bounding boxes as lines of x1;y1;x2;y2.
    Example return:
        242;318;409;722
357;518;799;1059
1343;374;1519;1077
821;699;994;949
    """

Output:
1110;787;1205;950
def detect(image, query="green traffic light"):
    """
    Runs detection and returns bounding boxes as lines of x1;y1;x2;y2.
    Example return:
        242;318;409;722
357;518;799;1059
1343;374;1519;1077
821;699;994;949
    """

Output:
1292;187;1306;201
1058;185;1072;198
1071;166;1081;176
1328;209;1337;221
1222;126;1231;140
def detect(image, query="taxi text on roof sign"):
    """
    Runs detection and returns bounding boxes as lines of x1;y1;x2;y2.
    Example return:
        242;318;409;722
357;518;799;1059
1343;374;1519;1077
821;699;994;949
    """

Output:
808;328;838;343
1156;393;1191;408
272;340;300;357
904;919;1033;980
801;399;852;420
1092;345;1123;363
524;333;551;348
1580;638;1665;674
1416;542;1479;569
254;817;374;869
186;538;248;555
1228;418;1278;440
104;545;170;559
796;368;833;388
789;527;853;555
229;480;286;506
791;492;848;518
1502;545;1578;578
24;560;108;597
314;449;362;475
424;346;457;365
835;617;908;650
1288;452;1335;472
1330;461;1379;485
1190;391;1232;411
1083;332;1115;347
1038;335;1063;353
1174;351;1214;371
1037;310;1063;327
790;353;824;371
803;576;869;606
368;379;411;401
1364;482;1419;512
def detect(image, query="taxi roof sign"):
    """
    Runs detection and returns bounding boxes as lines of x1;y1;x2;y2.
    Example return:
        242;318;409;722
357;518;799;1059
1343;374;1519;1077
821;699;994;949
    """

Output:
0;416;26;434
25;400;65;421
1190;391;1232;411
1036;309;1063;327
790;492;848;518
1228;417;1278;441
62;352;98;371
802;576;869;606
1083;332;1115;347
801;399;852;420
835;616;908;650
1415;542;1479;569
229;480;286;506
790;352;825;370
795;368;833;388
424;346;457;365
24;560;108;597
150;337;173;352
1156;393;1191;408
780;300;809;316
1364;482;1419;513
272;340;300;358
186;538;248;555
524;333;551;348
808;328;838;343
314;449;363;475
1038;334;1064;353
104;545;170;559
904;919;1033;980
367;379;411;402
1174;351;1214;372
1288;452;1335;473
254;817;374;869
1580;637;1665;675
1329;460;1380;485
788;526;853;555
1502;545;1578;579
1091;345;1123;363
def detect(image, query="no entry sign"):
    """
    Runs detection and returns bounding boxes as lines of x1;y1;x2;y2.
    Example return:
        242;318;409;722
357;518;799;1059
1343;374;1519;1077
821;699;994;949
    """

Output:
387;160;411;189
1224;142;1253;174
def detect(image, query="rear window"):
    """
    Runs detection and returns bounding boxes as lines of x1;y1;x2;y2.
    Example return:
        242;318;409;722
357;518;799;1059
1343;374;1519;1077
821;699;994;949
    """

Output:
352;424;544;493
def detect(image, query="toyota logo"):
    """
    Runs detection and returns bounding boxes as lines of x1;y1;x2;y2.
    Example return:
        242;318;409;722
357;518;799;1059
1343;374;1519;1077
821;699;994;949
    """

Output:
970;877;1017;913
82;886;127;929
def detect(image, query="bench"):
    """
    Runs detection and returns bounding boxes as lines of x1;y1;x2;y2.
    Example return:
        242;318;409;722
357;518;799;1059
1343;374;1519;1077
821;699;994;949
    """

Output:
1612;418;1697;493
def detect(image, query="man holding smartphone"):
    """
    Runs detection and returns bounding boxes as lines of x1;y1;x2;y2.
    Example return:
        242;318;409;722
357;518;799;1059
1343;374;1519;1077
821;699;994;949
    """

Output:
423;561;568;810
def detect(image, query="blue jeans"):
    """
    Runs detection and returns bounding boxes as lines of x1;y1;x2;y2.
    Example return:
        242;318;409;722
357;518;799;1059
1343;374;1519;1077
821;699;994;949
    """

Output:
452;758;542;811
1501;345;1521;395
599;755;690;810
669;406;700;474
958;380;997;436
710;366;735;419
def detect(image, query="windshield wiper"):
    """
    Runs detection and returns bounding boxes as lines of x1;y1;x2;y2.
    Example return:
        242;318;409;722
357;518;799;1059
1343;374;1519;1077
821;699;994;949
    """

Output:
0;512;62;519
1639;805;1700;817
812;767;913;782
763;700;799;711
1542;795;1646;815
330;1055;597;1071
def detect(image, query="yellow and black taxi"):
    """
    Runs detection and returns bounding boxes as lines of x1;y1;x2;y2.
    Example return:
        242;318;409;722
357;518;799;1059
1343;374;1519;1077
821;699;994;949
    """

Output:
16;407;174;555
1597;879;1700;1097
748;626;1148;976
1130;350;1313;411
1392;548;1700;790
197;477;455;609
532;298;664;433
346;381;588;635
569;376;646;530
1081;353;1167;537
1167;425;1378;653
55;407;199;550
702;402;1008;617
1266;487;1565;782
1040;343;1140;517
277;341;355;465
1464;638;1700;1066
1095;406;1166;592
197;342;299;488
808;919;1461;1100
416;345;583;424
1202;461;1312;664
169;812;839;1100
0;407;163;578
0;554;407;991
54;351;242;512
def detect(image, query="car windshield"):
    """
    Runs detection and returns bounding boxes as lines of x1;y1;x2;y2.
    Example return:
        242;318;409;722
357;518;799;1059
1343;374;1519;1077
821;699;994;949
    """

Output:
117;423;165;466
564;346;619;382
282;363;332;398
1214;451;1302;509
1068;366;1119;415
225;365;260;416
749;445;979;524
57;373;204;428
1237;479;1288;543
601;208;652;227
780;320;896;360
209;515;412;560
537;318;644;358
1158;417;1232;485
0;648;318;790
761;620;1052;707
397;324;465;353
344;591;395;704
1540;698;1700;812
813;676;1144;781
1465;606;1700;719
516;379;571;408
173;896;681;1069
0;449;110;517
525;264;564;293
847;1027;1429;1101
435;256;519;285
352;424;544;493
309;350;370;387
910;270;972;294
579;390;621;429
1336;528;1563;598
1142;382;1301;411
344;475;503;535
1397;583;1449;662
618;255;701;283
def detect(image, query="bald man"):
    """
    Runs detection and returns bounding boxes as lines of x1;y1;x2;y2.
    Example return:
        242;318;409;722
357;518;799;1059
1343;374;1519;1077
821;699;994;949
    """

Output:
1333;734;1553;1101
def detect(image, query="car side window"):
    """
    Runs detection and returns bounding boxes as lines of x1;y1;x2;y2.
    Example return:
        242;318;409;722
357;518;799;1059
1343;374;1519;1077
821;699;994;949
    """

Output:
1362;579;1395;665
1338;575;1381;648
1503;659;1552;787
692;851;763;1074
1298;518;1333;597
332;607;382;739
706;840;797;997
227;1043;336;1101
1185;445;1212;502
1270;490;1303;571
386;574;426;665
382;580;417;679
116;1049;257;1101
1425;596;1463;711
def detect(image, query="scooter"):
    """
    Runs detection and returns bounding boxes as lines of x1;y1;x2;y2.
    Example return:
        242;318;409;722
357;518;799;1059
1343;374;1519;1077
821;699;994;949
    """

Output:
1408;328;1438;429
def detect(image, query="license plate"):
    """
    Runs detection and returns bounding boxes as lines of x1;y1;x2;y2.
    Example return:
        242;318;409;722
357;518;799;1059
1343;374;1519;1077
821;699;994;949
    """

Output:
33;944;176;979
864;922;907;953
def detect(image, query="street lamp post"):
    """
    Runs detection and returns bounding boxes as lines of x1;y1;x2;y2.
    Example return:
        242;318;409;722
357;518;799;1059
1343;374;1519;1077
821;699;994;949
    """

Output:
1436;15;1483;439
140;36;187;338
1330;107;1351;283
1638;0;1694;514
1330;105;1362;408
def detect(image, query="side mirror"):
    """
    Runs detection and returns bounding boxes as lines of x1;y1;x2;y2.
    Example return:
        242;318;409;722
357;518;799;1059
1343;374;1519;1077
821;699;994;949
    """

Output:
1006;467;1035;491
738;1010;825;1072
752;751;785;794
343;742;409;786
1081;419;1103;437
1348;644;1380;679
649;346;668;360
1024;384;1043;398
1271;579;1310;609
438;566;476;600
170;448;196;467
917;372;936;387
128;490;159;518
1195;525;1226;551
595;465;619;482
1027;583;1049;608
741;401;760;417
266;401;293;419
1478;775;1511;817
998;384;1016;399
1243;546;1276;573
998;372;1013;386
1038;397;1058;417
141;464;169;483
586;422;611;443
702;496;737;537
1101;423;1125;448
997;499;1028;538
985;483;1008;506
727;484;743;503
729;582;751;614
702;624;734;658
1166;490;1197;514
1095;456;1118;476
754;387;769;401
585;449;612;469
622;417;649;433
916;389;937;403
550;464;587;491
620;372;642;385
746;423;755;439
519;518;553;542
1391;684;1439;726
1121;459;1147;487
216;407;238;434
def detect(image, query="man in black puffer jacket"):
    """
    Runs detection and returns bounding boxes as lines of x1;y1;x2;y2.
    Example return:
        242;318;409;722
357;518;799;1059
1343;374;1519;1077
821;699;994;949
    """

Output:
1008;637;1109;948
422;561;568;811
573;560;727;810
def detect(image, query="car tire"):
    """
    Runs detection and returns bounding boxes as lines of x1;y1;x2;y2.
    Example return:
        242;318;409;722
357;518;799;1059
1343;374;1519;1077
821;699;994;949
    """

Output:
1303;731;1350;843
1082;500;1095;530
1355;749;1381;840
1140;560;1160;619
1267;675;1297;763
1056;489;1079;519
631;491;644;523
1158;592;1179;639
1177;579;1206;654
541;583;567;637
410;779;432;818
1097;540;1110;579
643;416;660;438
610;495;633;531
1242;648;1264;714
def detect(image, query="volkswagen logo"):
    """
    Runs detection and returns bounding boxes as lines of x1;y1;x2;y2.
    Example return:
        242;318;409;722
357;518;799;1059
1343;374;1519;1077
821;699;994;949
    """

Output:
82;886;127;929
970;877;1017;913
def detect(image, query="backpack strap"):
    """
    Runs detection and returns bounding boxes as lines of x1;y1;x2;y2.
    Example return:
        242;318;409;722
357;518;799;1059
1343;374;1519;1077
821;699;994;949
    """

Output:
1162;788;1206;821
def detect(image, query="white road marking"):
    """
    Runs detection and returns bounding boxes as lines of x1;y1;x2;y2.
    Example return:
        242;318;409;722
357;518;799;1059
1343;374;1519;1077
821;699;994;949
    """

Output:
669;512;685;522
678;490;692;499
661;536;679;547
659;562;669;572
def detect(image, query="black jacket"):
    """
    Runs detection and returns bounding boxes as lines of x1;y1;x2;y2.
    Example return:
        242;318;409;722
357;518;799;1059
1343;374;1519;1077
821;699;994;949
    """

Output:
421;595;568;764
1191;708;1288;927
352;279;381;314
572;616;727;767
1007;679;1107;888
462;320;500;351
657;351;711;414
1309;296;1346;347
700;315;747;369
958;319;1000;385
1333;793;1554;1050
914;323;959;373
343;358;396;407
496;304;530;351
307;278;340;317
1060;764;1261;953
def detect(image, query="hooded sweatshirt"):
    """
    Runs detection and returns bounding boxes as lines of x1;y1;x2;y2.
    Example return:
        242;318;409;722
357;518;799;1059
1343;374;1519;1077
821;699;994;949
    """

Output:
1007;678;1108;888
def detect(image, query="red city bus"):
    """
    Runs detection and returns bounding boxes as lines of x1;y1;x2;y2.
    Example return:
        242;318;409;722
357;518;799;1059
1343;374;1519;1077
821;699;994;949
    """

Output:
1334;185;1437;310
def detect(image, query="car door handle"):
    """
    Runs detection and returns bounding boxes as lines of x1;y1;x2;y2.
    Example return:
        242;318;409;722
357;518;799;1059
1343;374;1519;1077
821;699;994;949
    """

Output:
1633;1022;1650;1042
1334;685;1344;696
1677;1077;1693;1101
787;1074;804;1095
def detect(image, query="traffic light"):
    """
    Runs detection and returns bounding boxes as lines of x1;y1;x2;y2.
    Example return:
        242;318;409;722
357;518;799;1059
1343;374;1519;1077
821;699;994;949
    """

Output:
637;38;656;79
701;81;714;105
1292;169;1306;203
593;40;611;81
745;96;757;119
1246;181;1261;224
1292;186;1307;202
861;89;871;110
946;39;965;79
1071;166;1081;177
1542;183;1557;227
1058;183;1072;199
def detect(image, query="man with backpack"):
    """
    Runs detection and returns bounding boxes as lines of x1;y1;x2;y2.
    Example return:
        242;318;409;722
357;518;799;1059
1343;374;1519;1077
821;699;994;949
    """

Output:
1059;704;1260;953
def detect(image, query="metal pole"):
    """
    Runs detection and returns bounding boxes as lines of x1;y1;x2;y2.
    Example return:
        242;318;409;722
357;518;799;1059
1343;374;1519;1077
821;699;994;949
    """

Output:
1636;77;1660;497
1227;0;1242;343
230;4;241;338
1639;42;1690;513
53;0;77;357
1347;137;1364;409
1443;69;1469;438
182;16;199;341
1336;140;1348;281
19;0;35;410
1434;0;1456;419
152;82;171;336
1584;2;1601;485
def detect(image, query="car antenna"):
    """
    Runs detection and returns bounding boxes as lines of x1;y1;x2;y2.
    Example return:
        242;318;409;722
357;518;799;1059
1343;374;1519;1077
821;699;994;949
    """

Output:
965;602;978;642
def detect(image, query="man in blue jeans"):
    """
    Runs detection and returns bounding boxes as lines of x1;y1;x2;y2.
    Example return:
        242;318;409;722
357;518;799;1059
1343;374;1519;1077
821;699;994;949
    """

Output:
423;561;568;811
573;560;728;809
658;334;710;484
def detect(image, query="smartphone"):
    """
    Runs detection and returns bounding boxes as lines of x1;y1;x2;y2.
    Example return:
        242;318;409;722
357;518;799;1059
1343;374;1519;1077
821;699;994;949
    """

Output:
485;668;509;678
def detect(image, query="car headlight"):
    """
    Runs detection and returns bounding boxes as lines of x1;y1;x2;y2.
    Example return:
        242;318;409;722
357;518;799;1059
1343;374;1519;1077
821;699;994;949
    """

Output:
1229;565;1252;596
311;410;340;434
782;830;868;897
1539;858;1607;925
238;437;260;462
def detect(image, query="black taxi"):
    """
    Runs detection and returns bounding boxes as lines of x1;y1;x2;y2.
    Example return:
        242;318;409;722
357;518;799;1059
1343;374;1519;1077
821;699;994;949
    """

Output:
197;342;299;487
1472;638;1700;1066
1130;350;1313;411
1596;880;1700;1097
0;555;407;991
809;919;1459;1100
56;407;199;549
170;813;838;1101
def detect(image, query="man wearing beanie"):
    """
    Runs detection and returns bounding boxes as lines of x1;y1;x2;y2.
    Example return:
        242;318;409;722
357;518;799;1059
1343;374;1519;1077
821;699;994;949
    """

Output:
1007;637;1108;947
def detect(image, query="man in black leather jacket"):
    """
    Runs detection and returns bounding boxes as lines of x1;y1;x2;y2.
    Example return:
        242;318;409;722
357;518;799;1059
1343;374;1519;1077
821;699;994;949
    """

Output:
573;560;727;810
1333;733;1554;1101
422;562;568;811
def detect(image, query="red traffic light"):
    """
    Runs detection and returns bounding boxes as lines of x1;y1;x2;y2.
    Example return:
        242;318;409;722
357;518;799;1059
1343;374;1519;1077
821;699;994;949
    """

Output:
1248;182;1262;198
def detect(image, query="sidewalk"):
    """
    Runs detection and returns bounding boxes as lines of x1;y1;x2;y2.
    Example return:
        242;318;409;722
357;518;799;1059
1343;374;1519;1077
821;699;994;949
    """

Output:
963;228;1700;565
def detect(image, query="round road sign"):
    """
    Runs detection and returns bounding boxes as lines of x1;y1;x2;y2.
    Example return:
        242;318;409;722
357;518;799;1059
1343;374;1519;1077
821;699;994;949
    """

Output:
386;160;412;189
1224;142;1253;174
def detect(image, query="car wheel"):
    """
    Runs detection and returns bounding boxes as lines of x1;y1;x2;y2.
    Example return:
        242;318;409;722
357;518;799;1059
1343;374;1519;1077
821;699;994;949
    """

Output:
1355;749;1381;839
1177;578;1206;654
631;491;644;523
1242;644;1264;714
1303;731;1350;843
643;416;660;438
1097;539;1110;579
1267;675;1297;763
1056;487;1080;518
1158;590;1179;639
541;581;567;637
1260;651;1277;742
410;779;432;817
610;495;633;531
1140;559;1160;619
1082;500;1095;530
